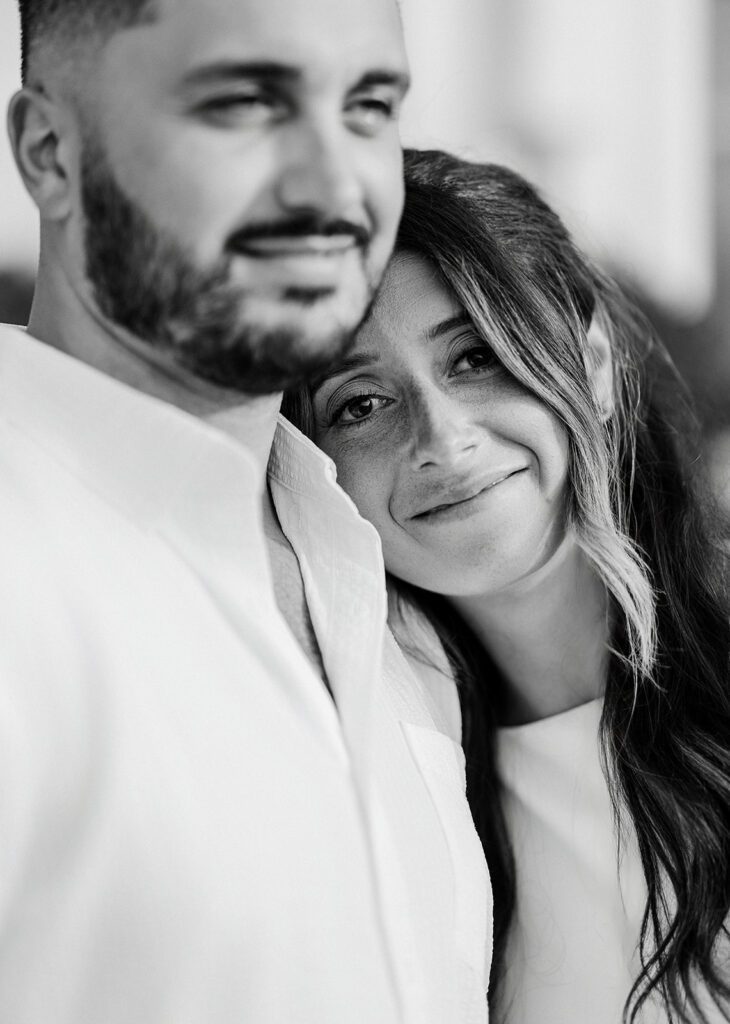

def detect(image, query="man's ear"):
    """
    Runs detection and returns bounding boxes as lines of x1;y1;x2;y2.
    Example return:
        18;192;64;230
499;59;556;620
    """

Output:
7;87;73;221
585;316;614;420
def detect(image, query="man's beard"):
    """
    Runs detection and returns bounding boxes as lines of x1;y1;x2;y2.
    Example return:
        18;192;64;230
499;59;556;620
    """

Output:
79;141;376;395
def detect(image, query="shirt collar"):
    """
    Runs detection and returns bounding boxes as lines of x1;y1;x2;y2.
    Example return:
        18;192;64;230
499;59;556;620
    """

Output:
269;415;389;785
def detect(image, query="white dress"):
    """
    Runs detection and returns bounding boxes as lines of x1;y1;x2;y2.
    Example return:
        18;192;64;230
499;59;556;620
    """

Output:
496;699;669;1024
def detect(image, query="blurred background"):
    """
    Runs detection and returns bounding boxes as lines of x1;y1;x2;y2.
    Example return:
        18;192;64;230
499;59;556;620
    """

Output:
0;0;728;509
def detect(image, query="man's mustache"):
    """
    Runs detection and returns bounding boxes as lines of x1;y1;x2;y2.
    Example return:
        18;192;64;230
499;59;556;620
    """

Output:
227;216;371;251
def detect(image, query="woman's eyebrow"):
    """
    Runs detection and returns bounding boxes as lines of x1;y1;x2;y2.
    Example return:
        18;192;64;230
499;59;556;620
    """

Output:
310;351;379;391
426;313;473;341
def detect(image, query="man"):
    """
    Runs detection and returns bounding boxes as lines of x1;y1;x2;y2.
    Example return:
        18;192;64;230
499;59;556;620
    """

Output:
0;1;491;1021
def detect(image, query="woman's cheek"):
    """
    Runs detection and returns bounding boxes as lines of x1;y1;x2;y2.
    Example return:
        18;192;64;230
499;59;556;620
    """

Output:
491;395;570;500
344;455;391;524
334;438;396;529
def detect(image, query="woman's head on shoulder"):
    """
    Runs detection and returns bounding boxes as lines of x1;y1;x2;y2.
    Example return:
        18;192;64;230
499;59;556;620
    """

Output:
292;147;712;677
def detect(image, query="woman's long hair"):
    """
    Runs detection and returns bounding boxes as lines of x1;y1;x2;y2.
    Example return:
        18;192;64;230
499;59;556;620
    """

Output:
283;149;730;1023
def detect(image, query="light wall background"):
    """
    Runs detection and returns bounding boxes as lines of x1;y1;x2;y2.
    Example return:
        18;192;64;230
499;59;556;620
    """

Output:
400;0;713;322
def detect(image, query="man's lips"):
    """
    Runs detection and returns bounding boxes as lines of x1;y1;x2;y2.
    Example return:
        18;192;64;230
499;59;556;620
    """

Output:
231;234;359;258
410;468;526;519
228;218;370;258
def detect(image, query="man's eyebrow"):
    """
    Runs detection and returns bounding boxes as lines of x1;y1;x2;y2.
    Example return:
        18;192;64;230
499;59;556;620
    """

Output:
351;70;411;96
427;313;474;341
311;352;379;392
179;64;410;95
180;61;301;88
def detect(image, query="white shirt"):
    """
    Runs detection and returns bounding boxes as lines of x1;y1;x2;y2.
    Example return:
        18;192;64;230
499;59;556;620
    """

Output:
0;325;491;1024
496;699;715;1024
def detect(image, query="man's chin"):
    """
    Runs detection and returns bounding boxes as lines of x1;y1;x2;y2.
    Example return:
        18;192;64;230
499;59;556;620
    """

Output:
188;288;372;395
251;279;371;338
176;314;359;396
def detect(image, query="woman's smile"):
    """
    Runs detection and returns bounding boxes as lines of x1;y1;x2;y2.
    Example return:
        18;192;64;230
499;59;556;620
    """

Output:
409;467;529;522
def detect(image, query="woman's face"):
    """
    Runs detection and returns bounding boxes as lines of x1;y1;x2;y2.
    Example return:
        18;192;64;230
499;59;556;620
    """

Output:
311;253;571;597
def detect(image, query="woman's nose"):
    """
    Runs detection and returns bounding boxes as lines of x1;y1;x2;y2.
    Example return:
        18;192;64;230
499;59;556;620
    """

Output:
408;389;480;470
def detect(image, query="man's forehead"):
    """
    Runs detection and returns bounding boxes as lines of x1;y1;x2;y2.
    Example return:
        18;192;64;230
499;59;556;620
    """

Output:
140;0;406;77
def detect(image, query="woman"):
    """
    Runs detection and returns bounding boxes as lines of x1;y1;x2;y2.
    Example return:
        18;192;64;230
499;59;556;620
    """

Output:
283;149;730;1024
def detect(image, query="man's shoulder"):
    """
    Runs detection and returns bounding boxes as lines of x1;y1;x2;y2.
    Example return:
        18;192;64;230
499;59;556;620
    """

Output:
0;408;70;516
0;324;53;456
0;414;47;515
0;402;119;604
0;321;27;342
0;321;35;374
0;331;74;579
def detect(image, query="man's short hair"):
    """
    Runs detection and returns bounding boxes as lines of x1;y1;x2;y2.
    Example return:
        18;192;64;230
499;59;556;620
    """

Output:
18;0;156;83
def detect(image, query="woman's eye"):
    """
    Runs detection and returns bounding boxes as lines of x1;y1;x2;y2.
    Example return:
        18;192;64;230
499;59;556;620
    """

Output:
452;346;497;373
334;394;391;425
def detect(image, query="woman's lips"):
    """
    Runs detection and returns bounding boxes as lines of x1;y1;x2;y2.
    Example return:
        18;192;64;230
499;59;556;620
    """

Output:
410;468;526;520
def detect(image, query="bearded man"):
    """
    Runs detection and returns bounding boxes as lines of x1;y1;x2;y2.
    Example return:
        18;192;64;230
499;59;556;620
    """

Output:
0;1;491;1020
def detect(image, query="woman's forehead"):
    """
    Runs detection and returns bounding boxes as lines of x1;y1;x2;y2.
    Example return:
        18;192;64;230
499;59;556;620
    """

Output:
361;252;464;347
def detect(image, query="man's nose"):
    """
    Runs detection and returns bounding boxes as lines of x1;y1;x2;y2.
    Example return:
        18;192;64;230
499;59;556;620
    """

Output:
275;119;363;215
408;389;480;470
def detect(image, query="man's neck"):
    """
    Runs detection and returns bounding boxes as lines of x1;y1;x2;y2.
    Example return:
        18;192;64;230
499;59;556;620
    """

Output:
451;536;610;726
28;270;282;474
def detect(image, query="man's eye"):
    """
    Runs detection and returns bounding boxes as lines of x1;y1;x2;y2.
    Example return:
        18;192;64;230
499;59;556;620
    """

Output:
345;96;398;135
196;94;281;126
333;394;391;425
